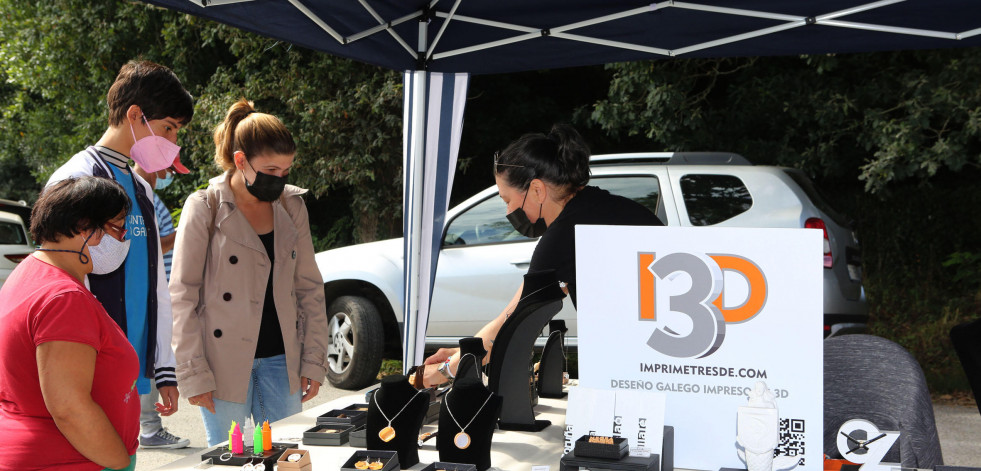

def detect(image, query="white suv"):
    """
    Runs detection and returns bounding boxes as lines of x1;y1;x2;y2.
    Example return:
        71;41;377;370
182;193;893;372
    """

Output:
315;153;867;389
0;208;34;290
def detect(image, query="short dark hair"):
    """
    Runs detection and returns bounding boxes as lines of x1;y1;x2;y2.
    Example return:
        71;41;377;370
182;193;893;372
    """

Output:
31;177;131;244
494;124;591;193
106;60;194;126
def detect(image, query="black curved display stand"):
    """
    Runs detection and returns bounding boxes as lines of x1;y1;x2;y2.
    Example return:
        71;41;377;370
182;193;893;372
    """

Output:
366;375;429;468
488;270;565;431
456;337;487;382
437;356;502;471
538;320;568;398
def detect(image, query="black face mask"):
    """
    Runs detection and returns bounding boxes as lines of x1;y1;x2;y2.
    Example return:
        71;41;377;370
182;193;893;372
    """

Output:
506;189;547;238
245;159;288;202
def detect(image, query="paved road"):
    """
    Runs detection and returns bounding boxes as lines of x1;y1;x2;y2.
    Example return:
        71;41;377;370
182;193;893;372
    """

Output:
138;383;981;470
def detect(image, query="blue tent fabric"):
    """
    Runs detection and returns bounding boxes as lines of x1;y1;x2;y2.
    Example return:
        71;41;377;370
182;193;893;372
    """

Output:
144;1;981;74
141;0;981;372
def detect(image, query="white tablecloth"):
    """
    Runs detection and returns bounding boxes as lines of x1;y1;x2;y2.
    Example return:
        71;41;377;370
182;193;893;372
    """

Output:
154;394;570;470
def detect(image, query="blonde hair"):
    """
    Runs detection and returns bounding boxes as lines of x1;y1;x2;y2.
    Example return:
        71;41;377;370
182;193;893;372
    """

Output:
213;98;296;171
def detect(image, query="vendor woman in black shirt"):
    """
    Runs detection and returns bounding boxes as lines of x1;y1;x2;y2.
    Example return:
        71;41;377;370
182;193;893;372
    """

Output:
421;124;662;387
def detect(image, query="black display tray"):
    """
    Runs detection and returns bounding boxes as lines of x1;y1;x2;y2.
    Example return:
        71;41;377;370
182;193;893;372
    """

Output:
317;408;368;427
559;425;673;471
419;461;479;471
200;442;297;467
343;403;371;413
574;435;629;460
340;450;399;471
303;424;355;446
349;425;367;448
560;453;659;471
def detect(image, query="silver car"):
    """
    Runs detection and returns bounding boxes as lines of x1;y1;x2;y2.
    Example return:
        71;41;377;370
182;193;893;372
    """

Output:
316;153;867;389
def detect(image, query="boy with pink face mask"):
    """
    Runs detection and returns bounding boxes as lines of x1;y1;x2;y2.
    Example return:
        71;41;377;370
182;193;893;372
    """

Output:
46;60;194;453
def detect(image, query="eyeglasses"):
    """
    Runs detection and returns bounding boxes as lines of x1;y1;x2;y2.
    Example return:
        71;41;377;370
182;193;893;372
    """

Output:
493;151;527;171
103;221;127;241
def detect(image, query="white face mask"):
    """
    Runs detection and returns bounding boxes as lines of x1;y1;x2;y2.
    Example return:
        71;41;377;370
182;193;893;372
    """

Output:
88;231;131;275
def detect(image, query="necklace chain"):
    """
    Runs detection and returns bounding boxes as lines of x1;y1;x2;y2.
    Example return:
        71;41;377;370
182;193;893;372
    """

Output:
373;388;424;425
445;388;494;432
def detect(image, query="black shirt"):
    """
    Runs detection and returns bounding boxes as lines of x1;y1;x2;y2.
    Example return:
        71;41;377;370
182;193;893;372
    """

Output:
528;185;663;306
255;231;286;358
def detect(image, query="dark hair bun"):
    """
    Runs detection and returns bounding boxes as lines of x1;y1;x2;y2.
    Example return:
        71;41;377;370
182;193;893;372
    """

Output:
494;123;591;191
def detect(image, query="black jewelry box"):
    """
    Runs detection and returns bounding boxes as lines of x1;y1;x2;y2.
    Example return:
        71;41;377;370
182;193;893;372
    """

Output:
340;450;399;471
317;408;368;428
303;424;356;446
419;461;479;471
349;425;367;448
200;442;296;467
573;435;629;460
559;426;674;471
343;403;371;414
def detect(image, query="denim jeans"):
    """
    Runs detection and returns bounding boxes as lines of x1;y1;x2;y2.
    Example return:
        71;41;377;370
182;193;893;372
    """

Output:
200;354;302;446
139;382;162;435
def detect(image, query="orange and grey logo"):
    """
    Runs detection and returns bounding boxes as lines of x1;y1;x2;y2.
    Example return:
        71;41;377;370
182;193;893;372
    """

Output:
638;252;767;359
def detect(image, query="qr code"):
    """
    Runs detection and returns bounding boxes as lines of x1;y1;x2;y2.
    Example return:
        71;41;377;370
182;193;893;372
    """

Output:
775;418;806;464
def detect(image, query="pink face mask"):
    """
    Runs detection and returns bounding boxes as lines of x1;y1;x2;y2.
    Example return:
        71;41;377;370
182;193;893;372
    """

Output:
129;115;181;173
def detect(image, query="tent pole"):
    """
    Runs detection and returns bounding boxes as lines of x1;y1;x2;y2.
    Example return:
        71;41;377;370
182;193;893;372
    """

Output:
404;19;429;375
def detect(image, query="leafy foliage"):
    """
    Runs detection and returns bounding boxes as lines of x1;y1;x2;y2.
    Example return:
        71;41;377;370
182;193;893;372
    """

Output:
589;51;981;193
0;0;403;243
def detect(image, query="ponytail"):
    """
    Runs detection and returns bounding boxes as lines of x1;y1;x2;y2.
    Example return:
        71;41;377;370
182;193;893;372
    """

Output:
213;98;295;171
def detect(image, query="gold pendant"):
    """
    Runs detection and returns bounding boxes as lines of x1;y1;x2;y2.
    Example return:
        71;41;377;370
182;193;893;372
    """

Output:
454;431;471;449
379;426;396;442
354;461;369;470
368;461;384;470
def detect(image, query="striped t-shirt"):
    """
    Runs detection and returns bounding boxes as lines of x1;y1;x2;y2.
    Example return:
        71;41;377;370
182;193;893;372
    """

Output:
153;195;175;281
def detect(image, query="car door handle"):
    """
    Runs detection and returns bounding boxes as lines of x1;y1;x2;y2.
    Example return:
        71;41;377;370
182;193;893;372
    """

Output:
510;259;531;268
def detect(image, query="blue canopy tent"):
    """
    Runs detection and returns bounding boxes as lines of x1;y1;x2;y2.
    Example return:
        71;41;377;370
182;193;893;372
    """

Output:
141;0;981;373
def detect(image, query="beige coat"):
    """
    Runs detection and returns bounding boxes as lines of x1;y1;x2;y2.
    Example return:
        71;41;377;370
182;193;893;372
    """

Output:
170;172;328;403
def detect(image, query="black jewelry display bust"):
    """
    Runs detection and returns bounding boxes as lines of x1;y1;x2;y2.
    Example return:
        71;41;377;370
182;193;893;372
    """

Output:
538;320;568;398
456;337;487;381
488;270;565;431
437;360;502;471
367;375;429;468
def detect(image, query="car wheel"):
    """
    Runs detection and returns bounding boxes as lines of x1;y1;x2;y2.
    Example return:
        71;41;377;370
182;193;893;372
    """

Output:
326;295;384;390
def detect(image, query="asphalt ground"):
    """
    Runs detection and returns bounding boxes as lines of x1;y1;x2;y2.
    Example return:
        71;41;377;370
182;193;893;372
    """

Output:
136;382;981;470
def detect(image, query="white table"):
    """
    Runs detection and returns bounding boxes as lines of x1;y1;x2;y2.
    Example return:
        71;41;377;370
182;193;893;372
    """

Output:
154;394;570;470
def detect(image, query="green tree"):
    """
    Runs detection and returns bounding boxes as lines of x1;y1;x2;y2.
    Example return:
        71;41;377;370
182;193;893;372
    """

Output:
0;0;404;243
588;51;981;193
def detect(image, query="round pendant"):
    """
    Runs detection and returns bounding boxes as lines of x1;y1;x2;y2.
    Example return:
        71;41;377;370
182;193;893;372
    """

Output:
368;461;385;470
454;431;472;449
354;460;369;470
379;426;396;442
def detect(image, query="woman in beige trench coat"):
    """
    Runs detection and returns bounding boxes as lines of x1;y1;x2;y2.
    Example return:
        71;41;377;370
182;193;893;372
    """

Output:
169;98;329;446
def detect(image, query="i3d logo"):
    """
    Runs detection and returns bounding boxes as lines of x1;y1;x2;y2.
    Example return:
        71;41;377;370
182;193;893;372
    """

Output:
638;252;767;359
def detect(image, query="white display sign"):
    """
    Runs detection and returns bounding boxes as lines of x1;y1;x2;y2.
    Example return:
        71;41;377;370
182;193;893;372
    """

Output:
575;226;823;471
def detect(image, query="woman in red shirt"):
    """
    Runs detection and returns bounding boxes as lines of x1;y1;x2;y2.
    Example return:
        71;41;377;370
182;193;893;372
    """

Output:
0;176;139;471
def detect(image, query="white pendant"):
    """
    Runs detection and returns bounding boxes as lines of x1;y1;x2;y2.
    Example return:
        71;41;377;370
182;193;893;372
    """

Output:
454;431;471;449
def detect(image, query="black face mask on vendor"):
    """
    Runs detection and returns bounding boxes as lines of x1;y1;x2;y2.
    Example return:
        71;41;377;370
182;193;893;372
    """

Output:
506;188;546;238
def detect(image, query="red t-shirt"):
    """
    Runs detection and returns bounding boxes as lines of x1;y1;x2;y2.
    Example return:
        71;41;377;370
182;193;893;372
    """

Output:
0;256;140;470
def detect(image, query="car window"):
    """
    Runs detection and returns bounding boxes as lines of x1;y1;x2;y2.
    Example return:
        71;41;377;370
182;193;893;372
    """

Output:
679;174;753;226
784;170;849;227
591;175;661;217
0;221;27;245
443;195;530;246
443;175;663;247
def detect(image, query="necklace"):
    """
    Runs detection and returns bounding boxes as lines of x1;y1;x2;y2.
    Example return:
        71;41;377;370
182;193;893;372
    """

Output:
373;388;424;442
444;388;494;449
